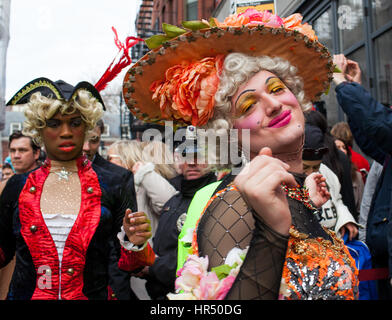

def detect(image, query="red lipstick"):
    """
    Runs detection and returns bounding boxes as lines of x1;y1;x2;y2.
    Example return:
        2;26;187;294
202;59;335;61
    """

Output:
59;141;76;152
267;110;292;128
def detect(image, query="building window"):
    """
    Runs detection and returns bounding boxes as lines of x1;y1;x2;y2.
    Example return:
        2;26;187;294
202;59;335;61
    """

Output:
371;0;392;30
186;0;198;20
303;0;392;125
102;124;110;137
374;30;392;106
9;122;21;135
313;8;333;51
347;46;368;89
154;17;160;31
337;0;364;51
311;7;340;125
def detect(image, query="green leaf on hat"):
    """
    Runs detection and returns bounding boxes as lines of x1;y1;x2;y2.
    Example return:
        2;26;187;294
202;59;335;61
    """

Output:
182;20;210;31
208;17;218;27
162;23;187;38
145;34;170;49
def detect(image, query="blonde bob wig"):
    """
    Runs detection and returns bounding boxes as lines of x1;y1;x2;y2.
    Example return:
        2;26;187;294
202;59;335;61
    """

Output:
141;140;177;180
23;90;104;146
109;140;177;180
108;140;143;170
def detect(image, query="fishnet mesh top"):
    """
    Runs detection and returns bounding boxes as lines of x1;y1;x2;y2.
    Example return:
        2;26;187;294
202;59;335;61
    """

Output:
197;173;331;300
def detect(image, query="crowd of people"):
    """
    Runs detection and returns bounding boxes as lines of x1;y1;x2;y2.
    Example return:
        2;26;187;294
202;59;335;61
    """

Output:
0;8;391;301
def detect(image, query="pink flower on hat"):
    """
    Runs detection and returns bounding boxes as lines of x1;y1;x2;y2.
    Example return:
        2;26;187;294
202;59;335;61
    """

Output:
217;8;283;28
241;8;283;28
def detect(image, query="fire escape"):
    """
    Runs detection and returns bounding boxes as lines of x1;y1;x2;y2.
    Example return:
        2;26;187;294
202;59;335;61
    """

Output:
120;0;161;140
122;0;165;140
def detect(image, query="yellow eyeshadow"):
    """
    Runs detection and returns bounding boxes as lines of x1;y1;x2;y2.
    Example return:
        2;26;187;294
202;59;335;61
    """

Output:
266;78;286;93
236;96;257;116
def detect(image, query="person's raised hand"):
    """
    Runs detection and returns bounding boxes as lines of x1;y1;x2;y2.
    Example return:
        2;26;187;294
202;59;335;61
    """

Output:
234;147;296;236
346;59;362;84
333;54;349;85
305;172;330;208
123;209;152;246
333;54;362;85
340;222;359;241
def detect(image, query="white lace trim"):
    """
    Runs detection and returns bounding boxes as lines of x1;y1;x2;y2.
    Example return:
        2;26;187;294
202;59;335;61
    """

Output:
42;213;77;262
117;226;148;252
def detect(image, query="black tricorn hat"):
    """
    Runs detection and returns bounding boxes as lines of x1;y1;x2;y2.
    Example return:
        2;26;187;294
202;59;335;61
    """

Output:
6;77;106;110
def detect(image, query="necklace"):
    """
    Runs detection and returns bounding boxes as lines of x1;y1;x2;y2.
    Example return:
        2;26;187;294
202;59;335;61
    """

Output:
54;167;73;181
273;134;305;163
280;183;318;212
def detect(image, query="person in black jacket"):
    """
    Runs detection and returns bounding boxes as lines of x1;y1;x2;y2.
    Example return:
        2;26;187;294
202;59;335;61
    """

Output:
143;134;217;300
83;119;139;300
304;110;358;221
333;53;392;298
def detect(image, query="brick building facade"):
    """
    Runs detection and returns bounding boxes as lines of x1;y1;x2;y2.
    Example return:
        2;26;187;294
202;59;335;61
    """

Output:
149;0;221;31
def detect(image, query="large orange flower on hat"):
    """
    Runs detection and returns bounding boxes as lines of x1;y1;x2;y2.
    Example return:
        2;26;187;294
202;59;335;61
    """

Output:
150;55;224;126
283;13;318;41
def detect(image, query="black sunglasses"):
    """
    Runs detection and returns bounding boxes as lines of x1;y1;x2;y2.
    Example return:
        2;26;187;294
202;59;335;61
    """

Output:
302;147;329;160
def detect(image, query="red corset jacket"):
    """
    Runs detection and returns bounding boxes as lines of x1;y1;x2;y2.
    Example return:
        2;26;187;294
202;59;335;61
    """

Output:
0;156;155;300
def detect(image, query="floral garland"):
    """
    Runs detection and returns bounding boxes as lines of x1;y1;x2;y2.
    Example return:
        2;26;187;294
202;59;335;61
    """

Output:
146;10;318;49
167;247;248;300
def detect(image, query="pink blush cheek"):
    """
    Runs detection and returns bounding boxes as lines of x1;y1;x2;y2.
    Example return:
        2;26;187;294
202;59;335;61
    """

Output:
233;108;263;130
281;91;300;108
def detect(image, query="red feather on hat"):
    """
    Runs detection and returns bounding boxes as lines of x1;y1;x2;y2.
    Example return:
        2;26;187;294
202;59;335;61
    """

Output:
95;27;144;92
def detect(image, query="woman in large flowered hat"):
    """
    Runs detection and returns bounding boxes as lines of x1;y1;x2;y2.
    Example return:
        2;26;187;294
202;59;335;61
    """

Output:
123;9;359;300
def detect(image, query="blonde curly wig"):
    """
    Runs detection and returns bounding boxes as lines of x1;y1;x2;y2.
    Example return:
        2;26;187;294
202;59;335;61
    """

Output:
23;90;104;146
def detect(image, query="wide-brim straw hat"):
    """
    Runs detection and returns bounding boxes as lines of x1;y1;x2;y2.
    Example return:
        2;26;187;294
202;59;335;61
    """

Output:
123;10;334;127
